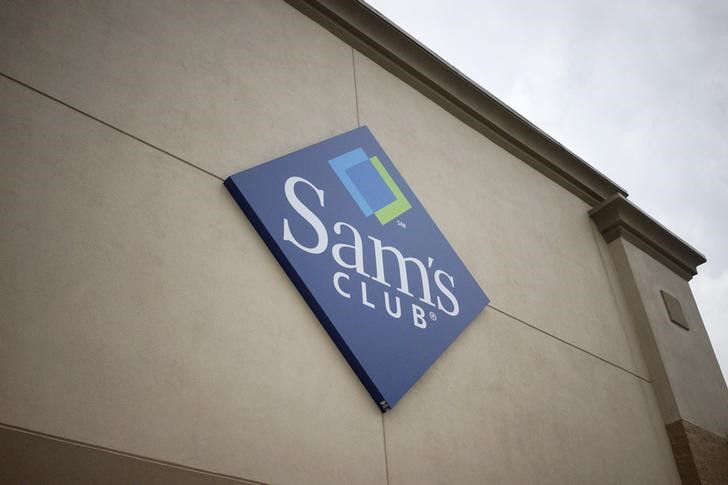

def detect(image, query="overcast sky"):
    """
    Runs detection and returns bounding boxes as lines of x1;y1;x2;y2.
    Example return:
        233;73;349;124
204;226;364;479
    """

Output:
366;0;728;379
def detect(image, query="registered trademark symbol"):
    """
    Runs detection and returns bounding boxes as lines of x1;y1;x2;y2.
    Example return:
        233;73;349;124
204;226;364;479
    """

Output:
429;311;437;321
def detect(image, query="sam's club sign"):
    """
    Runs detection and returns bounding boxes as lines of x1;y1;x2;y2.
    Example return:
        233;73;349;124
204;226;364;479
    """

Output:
225;127;488;411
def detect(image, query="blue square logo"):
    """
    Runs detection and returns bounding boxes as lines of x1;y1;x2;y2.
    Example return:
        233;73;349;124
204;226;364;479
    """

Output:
225;126;489;411
346;160;396;211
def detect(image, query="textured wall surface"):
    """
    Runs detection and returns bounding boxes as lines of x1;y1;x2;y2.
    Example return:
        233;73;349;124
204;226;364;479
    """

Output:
0;425;257;485
0;74;385;485
0;1;690;483
610;239;728;436
666;420;728;485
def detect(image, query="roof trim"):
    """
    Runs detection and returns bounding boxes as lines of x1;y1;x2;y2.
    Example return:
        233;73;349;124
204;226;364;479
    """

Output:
589;194;706;280
286;0;706;278
285;0;628;206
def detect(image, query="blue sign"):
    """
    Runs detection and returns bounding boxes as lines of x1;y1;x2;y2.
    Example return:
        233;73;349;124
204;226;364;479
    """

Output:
225;126;489;411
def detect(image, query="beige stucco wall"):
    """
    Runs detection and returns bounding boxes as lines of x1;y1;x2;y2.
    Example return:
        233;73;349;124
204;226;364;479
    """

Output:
0;74;386;485
609;238;728;436
0;1;683;483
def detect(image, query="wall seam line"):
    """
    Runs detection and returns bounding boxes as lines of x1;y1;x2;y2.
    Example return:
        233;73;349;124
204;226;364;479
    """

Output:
0;71;224;183
0;422;267;484
488;304;650;383
381;414;391;485
352;46;361;128
355;44;389;485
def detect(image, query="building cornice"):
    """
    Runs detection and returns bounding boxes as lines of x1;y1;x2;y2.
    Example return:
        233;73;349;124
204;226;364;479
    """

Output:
285;0;628;206
589;194;706;280
285;0;706;278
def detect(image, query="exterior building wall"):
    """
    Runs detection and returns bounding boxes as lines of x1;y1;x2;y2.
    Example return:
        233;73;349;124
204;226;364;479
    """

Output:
667;419;728;485
607;238;728;484
611;239;728;435
352;51;649;378
0;1;721;483
0;75;386;485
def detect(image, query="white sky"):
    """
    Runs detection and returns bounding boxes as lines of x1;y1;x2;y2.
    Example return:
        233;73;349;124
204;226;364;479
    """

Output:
366;0;728;379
